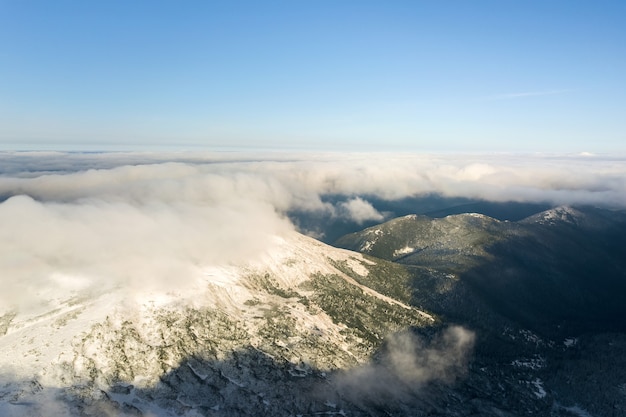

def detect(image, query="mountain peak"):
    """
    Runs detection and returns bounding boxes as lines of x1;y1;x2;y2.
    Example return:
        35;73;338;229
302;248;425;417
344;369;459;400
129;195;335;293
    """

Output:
539;206;583;222
521;206;585;226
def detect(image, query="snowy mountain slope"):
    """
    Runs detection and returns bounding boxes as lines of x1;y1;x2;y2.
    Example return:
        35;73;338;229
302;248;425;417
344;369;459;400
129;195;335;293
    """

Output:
3;203;626;416
0;231;440;416
521;206;587;226
519;205;626;233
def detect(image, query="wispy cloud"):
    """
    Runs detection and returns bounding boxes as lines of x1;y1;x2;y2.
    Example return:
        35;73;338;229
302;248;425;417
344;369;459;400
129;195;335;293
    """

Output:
483;89;572;101
335;326;475;404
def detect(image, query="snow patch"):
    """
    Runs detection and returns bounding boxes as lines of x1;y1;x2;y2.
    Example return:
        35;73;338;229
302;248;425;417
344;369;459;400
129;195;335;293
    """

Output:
534;206;583;226
531;378;546;398
564;337;578;347
220;371;245;388
511;355;545;370
393;245;414;258
468;213;486;218
520;329;543;345
187;362;208;380
361;240;374;252
561;404;595;417
203;265;242;287
345;258;369;276
360;229;383;252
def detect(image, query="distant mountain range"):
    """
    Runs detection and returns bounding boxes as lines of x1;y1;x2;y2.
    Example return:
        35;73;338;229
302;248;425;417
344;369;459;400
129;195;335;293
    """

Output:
289;196;553;243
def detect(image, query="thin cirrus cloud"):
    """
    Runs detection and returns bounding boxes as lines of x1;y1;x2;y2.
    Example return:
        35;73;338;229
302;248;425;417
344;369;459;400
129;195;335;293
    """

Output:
483;89;572;101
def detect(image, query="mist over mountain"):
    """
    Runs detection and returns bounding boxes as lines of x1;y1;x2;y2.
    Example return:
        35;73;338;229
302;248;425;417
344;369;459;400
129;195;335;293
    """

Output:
1;151;625;416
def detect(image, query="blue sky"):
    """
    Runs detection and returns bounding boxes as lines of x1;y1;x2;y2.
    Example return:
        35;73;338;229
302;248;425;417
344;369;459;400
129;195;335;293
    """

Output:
1;0;625;152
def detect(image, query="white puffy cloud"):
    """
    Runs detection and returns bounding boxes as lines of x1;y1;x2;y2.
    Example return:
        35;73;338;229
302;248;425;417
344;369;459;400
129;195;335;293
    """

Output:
338;197;385;224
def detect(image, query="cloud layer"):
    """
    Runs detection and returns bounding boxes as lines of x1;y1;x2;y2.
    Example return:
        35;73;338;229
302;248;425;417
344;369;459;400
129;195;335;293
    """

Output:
3;151;625;206
1;151;625;312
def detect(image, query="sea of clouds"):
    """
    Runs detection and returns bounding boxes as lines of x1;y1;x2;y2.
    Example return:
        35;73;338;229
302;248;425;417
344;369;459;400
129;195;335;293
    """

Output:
1;151;625;312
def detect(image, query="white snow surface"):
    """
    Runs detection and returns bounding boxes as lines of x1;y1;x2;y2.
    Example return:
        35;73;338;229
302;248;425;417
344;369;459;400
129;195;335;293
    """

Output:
530;206;585;226
531;378;547;398
360;228;383;252
563;337;578;347
393;245;414;258
0;230;432;410
561;405;595;417
511;355;546;370
467;213;487;218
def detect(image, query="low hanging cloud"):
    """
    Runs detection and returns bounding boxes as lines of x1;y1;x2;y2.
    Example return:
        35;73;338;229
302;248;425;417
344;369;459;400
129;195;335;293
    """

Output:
1;151;625;312
337;197;385;224
0;193;292;313
333;326;475;404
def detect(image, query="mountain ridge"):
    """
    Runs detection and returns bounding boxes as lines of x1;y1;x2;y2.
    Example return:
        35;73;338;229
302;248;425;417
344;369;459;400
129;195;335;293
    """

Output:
335;205;626;336
1;231;445;416
2;206;625;416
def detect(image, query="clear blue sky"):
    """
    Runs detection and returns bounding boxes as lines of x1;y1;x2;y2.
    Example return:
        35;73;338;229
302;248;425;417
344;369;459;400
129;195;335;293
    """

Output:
1;0;625;152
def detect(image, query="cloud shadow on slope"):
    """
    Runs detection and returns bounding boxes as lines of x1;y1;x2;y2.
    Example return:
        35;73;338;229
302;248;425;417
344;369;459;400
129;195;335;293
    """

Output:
4;325;626;417
457;216;626;337
398;206;626;339
0;325;481;417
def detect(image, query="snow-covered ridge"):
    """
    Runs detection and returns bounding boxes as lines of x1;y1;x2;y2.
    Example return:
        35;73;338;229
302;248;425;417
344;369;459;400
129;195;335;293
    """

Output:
524;206;585;226
1;229;436;416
